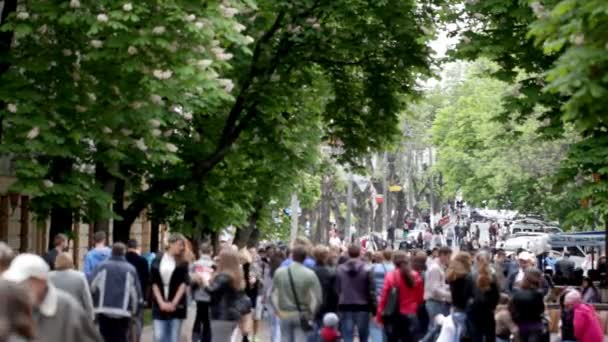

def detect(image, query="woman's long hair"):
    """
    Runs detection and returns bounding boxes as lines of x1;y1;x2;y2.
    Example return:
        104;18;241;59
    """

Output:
447;251;472;282
216;248;245;290
0;280;35;341
475;251;492;292
393;251;415;288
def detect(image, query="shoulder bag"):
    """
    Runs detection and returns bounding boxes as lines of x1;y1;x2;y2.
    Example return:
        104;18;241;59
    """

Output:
381;271;400;322
287;268;314;331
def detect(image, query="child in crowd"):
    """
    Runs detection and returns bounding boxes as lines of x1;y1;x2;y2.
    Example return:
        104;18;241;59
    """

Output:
320;313;341;342
495;293;518;342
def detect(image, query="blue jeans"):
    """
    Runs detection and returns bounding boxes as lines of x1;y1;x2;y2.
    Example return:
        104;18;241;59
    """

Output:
452;312;467;342
266;306;282;342
153;319;183;342
339;311;369;342
369;318;385;342
280;318;309;342
421;300;450;342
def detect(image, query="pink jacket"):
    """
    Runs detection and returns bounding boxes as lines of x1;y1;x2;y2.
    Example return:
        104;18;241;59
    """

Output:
573;303;604;342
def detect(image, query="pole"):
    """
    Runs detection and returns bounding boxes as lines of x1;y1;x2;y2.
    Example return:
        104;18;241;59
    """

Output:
382;152;388;234
290;193;299;243
345;172;353;244
429;148;435;228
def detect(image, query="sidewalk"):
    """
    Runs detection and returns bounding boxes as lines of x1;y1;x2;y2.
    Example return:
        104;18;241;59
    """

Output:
142;304;270;342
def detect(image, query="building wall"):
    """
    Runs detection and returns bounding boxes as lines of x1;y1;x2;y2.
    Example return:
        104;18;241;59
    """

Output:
0;176;155;270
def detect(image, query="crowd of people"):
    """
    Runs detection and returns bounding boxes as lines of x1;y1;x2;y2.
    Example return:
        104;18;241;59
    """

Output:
0;225;606;342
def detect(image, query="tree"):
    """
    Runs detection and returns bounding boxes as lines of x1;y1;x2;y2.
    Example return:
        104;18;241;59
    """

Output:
431;61;577;224
1;0;441;242
444;0;608;226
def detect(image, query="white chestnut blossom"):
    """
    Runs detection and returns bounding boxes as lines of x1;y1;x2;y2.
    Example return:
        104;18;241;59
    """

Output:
121;128;133;136
97;14;109;23
218;78;234;92
152;26;166;35
88;93;97;102
62;49;73;56
194;21;205;29
38;25;49;34
244;36;255;45
91;40;103;48
7;103;17;113
127;46;138;55
462;36;471;44
312;23;321;30
150;94;164;105
102;127;112;134
572;34;584;46
16;12;29;20
234;23;246;32
220;5;239;18
197;59;213;69
135;138;148;151
183;112;193;121
163;130;173;137
75;105;87;113
109;139;119;147
166;143;178;153
306;17;317;24
217;53;233;61
473;13;484;19
149;119;162;128
70;0;81;8
151;129;162;137
43;180;54;188
27;127;40;139
186;14;196;22
123;3;133;12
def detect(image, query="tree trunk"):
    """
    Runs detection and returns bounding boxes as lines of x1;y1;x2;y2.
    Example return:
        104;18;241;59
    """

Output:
111;178;129;243
47;157;74;250
150;217;160;253
93;162;116;235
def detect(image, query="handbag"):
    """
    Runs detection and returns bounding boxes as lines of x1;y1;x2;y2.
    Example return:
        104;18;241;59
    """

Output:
288;268;314;331
235;290;252;315
381;272;400;321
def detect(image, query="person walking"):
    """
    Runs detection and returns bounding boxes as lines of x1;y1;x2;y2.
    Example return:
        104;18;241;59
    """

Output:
564;290;604;342
375;251;424;342
42;234;68;271
369;250;394;342
150;233;190;342
0;279;36;342
555;252;575;285
2;253;102;342
48;252;95;320
126;239;150;342
190;242;215;342
311;245;339;342
468;251;499;342
420;247;451;342
445;252;475;341
510;269;548;342
84;231;111;280
194;248;249;342
335;245;375;342
507;251;535;293
90;243;142;342
272;244;323;342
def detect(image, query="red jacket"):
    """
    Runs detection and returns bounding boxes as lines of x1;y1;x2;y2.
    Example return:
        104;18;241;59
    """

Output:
573;303;603;342
376;269;424;324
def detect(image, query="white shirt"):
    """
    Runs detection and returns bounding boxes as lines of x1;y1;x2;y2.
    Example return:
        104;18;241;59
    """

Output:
329;236;341;248
160;253;176;298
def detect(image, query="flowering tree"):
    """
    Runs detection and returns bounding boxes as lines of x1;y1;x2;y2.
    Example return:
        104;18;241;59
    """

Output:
1;0;440;242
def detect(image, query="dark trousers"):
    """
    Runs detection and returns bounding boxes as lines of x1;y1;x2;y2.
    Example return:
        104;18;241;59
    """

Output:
386;314;417;342
192;301;211;342
98;315;130;342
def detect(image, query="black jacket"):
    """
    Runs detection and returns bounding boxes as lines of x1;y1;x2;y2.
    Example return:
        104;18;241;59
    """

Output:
448;274;475;312
126;251;150;298
207;273;243;321
313;265;339;319
150;254;189;320
510;289;545;324
43;248;59;270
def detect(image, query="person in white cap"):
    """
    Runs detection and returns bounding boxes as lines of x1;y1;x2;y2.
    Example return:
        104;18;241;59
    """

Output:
506;251;535;293
2;253;102;342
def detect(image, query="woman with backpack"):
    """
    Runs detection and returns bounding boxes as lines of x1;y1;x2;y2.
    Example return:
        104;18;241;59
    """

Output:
445;252;475;341
376;251;424;342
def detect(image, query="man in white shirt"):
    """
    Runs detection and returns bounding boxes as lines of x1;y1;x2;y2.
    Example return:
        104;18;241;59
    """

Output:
421;246;452;342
